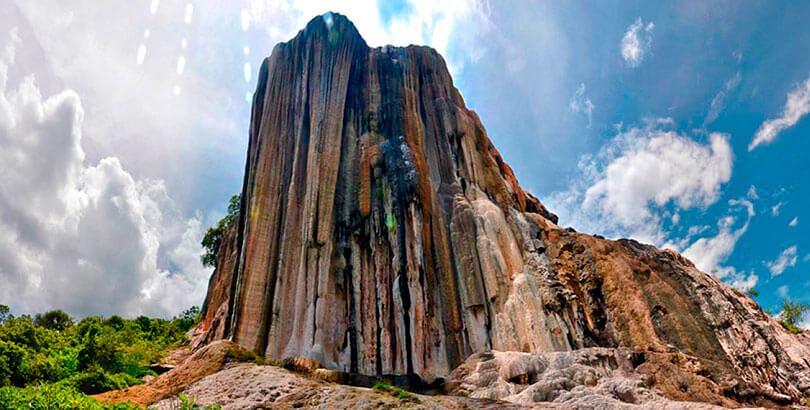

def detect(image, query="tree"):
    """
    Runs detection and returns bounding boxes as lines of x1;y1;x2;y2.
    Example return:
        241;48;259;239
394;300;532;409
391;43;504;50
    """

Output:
173;306;201;332
201;194;241;267
181;306;201;322
777;298;809;334
33;310;73;331
0;304;10;324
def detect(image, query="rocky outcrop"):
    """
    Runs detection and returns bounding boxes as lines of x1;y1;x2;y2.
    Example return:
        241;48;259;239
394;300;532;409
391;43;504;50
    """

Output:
150;362;522;410
197;13;810;407
447;349;725;409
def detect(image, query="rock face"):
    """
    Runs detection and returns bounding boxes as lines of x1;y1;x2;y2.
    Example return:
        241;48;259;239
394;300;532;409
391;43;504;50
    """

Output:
197;13;810;406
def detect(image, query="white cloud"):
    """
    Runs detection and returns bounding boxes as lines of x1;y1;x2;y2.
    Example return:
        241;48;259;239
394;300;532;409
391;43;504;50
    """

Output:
777;285;789;298
767;246;798;276
683;199;753;272
681;199;756;289
705;72;741;125
747;185;759;199
789;217;798;227
772;202;784;216
245;0;493;76
585;124;731;237
749;74;810;150
583;131;732;228
0;29;210;318
569;82;595;127
621;17;654;68
12;0;244;215
545;120;733;246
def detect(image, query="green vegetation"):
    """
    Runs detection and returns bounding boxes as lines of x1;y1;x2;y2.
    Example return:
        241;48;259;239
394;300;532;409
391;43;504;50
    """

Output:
730;286;759;299
201;194;241;268
176;393;221;410
372;381;420;403
0;305;202;408
34;309;73;331
0;383;142;409
777;298;809;334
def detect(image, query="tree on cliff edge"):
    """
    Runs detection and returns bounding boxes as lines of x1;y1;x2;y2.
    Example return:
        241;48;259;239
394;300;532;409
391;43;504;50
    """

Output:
201;194;241;268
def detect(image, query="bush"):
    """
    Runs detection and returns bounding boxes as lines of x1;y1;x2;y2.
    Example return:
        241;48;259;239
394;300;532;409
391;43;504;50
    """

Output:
0;383;142;409
0;340;27;386
172;306;201;332
372;382;420;403
0;308;191;392
59;366;142;395
778;298;809;334
0;307;200;407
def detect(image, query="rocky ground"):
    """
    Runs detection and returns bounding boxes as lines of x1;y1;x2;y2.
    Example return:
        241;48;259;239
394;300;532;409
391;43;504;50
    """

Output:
96;341;762;409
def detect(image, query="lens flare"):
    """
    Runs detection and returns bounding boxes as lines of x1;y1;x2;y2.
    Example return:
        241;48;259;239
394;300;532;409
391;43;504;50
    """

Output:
241;9;250;31
136;45;146;64
177;56;185;74
184;3;194;24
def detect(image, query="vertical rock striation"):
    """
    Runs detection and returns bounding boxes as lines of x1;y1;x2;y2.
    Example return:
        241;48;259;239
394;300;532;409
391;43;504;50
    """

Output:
197;13;810;406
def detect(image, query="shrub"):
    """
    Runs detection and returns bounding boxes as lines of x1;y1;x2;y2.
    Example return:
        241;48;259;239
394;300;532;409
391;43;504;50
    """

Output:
172;306;201;332
0;340;27;386
372;382;420;403
60;366;132;395
778;298;809;334
0;384;142;409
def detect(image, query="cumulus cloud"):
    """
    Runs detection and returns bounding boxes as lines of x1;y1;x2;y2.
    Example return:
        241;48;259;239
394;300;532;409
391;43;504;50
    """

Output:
767;246;798;276
749;74;810;150
584;123;731;238
705;72;741;125
569;83;595;127
621;17;654;67
545;119;733;244
0;29;210;318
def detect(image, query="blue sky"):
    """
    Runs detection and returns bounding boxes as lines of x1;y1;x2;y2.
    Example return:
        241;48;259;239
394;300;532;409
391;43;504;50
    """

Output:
1;1;808;319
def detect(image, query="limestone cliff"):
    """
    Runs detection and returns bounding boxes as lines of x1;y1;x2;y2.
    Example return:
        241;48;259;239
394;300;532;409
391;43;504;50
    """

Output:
196;13;810;407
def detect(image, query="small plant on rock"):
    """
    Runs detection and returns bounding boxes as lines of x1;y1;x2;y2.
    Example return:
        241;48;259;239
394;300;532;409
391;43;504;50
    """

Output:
372;382;420;403
777;297;809;335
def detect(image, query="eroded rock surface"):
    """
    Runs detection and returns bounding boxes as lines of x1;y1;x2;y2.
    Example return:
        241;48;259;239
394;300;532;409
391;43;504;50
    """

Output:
194;12;810;407
447;349;730;409
151;363;521;410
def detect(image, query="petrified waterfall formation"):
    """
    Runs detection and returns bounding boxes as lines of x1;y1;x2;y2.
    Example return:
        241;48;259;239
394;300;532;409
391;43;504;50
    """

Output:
196;13;810;405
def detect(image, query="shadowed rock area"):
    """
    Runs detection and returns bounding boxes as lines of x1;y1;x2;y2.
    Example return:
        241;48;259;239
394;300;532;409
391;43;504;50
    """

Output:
187;13;810;408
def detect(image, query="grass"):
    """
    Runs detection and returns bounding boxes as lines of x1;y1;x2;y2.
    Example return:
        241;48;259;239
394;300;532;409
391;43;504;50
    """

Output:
372;382;420;403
